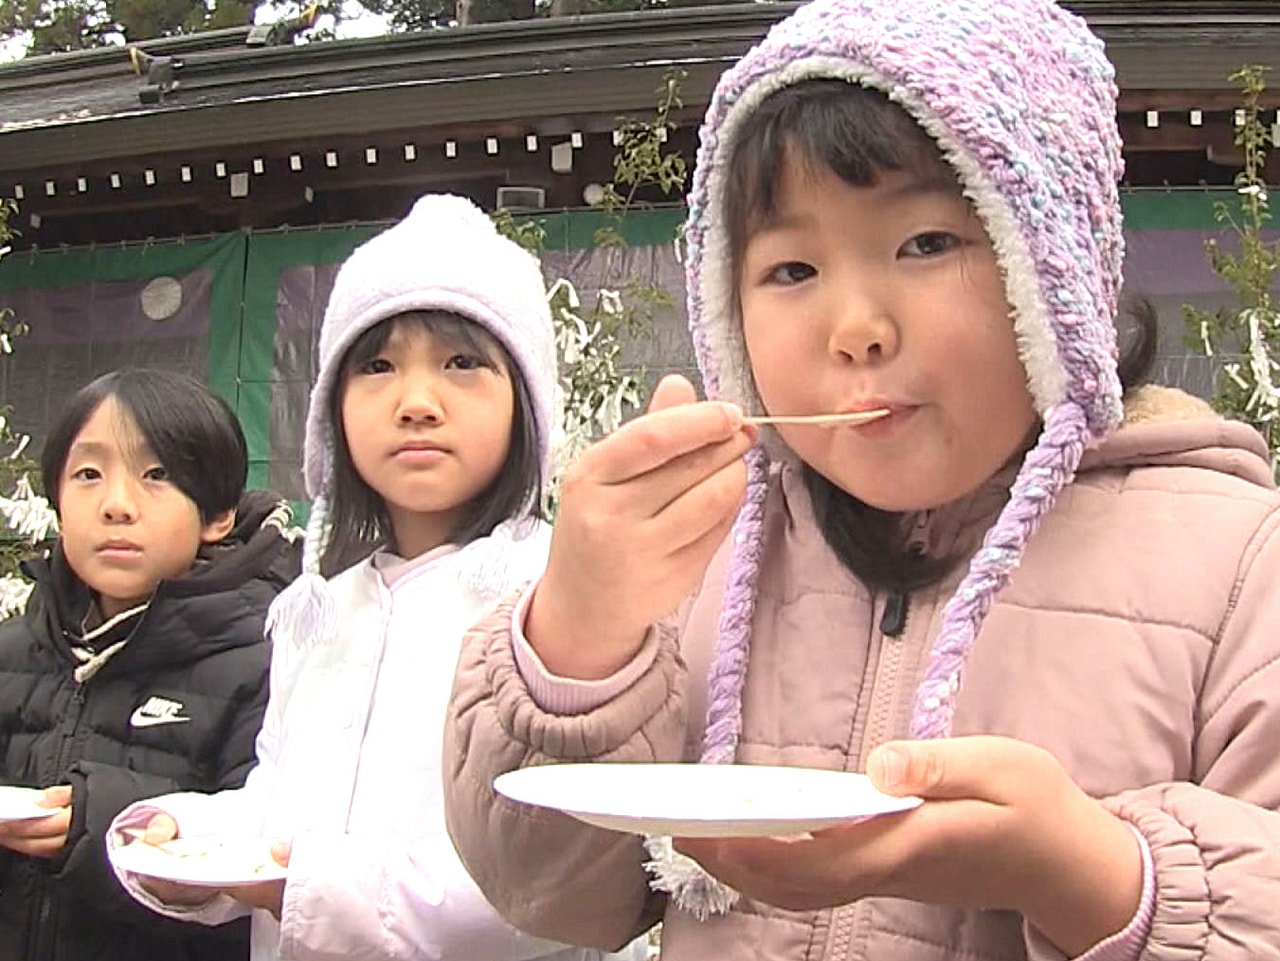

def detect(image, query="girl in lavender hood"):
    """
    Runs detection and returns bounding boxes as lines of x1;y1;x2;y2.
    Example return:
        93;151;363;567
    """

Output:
442;1;1280;959
105;194;642;961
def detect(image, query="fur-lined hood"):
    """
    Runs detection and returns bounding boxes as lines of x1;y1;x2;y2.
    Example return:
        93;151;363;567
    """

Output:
1084;385;1274;489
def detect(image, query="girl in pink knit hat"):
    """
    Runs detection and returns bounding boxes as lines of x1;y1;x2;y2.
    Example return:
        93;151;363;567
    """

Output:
444;1;1280;959
105;194;642;961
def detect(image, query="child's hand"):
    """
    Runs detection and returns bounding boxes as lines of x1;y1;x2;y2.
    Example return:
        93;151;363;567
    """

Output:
675;737;1142;956
130;814;216;907
0;785;71;858
529;375;756;679
224;841;291;920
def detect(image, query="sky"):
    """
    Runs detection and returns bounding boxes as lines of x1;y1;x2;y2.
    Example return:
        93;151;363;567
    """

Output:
0;2;392;63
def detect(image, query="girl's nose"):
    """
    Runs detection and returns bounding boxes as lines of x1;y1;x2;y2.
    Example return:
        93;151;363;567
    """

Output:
397;385;443;424
827;293;899;365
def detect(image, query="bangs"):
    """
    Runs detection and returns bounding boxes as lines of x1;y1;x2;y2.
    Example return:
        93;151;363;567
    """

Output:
41;369;246;521
727;80;959;263
342;311;507;375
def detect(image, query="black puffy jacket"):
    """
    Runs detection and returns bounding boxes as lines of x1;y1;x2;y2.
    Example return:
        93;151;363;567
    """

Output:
0;491;299;961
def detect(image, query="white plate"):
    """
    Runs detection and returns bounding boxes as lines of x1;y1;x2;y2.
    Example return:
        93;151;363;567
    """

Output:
493;763;922;837
110;836;288;887
0;786;59;822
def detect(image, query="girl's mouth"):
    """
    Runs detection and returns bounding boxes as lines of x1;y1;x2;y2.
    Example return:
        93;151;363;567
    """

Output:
394;445;448;464
843;405;919;438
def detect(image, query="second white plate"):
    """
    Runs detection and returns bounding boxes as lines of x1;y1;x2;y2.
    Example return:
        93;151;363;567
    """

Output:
494;763;921;837
109;836;288;887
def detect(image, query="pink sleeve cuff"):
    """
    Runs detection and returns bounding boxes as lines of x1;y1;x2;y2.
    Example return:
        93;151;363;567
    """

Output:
1075;825;1155;961
510;581;661;715
1027;823;1155;961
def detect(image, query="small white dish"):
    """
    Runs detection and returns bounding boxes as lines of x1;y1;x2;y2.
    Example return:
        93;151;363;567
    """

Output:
109;836;287;887
0;786;59;822
494;763;921;838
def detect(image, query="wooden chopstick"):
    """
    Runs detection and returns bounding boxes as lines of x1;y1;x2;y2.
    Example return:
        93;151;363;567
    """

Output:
743;409;891;427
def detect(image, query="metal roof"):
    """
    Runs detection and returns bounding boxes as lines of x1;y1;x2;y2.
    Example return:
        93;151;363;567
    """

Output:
1;1;1277;171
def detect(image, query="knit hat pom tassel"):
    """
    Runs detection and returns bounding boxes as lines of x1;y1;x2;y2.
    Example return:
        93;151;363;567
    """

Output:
265;495;338;649
642;449;771;920
643;836;740;920
909;402;1091;739
265;571;337;649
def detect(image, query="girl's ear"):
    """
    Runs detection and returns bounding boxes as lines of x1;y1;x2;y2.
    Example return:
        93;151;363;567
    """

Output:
199;508;237;545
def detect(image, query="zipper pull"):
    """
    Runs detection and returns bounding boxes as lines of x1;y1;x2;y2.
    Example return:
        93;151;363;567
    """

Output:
880;590;909;637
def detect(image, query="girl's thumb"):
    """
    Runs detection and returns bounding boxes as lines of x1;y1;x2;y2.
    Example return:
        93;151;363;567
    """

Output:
143;814;178;845
868;736;1027;802
646;374;698;413
38;784;72;809
867;744;913;795
867;742;952;797
271;840;292;867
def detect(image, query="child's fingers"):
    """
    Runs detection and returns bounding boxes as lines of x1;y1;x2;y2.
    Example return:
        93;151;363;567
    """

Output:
142;814;179;846
37;785;72;809
224;878;286;919
270;840;291;867
646;373;699;413
1;808;70;840
649;453;749;555
867;736;1062;805
625;428;755;521
583;401;746;486
4;833;69;859
662;492;742;579
140;877;214;907
0;808;71;858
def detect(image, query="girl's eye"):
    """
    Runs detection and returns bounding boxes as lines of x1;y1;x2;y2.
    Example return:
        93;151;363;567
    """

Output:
900;231;961;258
143;466;169;482
357;358;393;376
764;262;817;285
445;354;488;372
71;467;100;482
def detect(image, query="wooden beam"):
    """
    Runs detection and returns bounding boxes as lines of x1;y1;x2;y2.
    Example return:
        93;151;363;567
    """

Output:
1120;90;1280;111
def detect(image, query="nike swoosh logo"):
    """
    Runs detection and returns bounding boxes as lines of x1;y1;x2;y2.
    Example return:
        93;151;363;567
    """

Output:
129;710;192;728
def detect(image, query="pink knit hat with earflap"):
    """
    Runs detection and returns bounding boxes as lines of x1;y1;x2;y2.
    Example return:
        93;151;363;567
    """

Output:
647;0;1125;917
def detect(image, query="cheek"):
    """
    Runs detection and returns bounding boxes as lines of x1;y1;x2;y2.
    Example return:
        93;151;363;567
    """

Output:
340;392;376;465
986;325;1036;414
965;332;1037;453
55;500;90;547
741;305;785;398
339;388;359;438
487;391;516;465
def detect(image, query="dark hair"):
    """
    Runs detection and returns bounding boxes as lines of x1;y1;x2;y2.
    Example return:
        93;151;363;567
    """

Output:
727;80;957;284
41;368;248;523
727;80;1159;592
321;312;542;576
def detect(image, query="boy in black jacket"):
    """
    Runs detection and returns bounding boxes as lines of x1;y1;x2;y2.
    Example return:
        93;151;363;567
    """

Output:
0;369;298;961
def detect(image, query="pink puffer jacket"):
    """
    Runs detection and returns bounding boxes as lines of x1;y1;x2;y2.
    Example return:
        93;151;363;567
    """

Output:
444;388;1280;961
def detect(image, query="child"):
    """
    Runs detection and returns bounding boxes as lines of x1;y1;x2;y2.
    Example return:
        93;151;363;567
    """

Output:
0;368;296;961
442;2;1280;959
109;195;644;961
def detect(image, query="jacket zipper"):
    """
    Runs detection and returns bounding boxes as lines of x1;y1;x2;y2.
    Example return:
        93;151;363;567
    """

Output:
879;591;909;637
53;684;88;777
31;682;87;961
830;590;911;961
